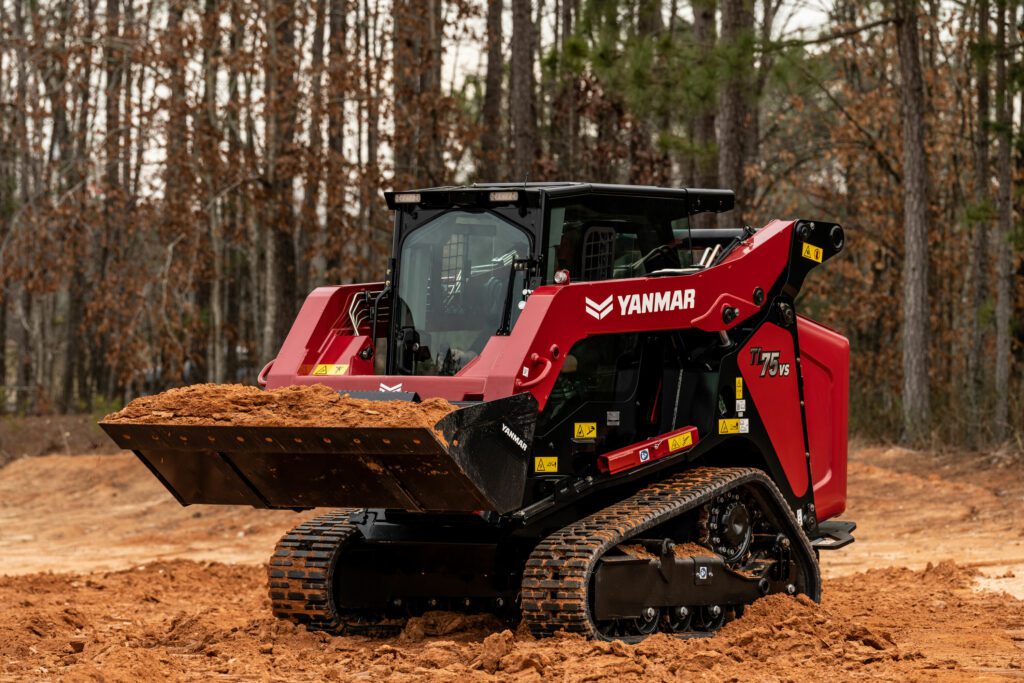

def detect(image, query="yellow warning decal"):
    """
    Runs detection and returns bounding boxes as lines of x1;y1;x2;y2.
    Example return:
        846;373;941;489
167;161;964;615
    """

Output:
718;418;750;435
802;242;823;263
735;377;743;400
573;422;598;439
312;364;349;376
719;419;740;434
534;457;558;473
668;432;693;452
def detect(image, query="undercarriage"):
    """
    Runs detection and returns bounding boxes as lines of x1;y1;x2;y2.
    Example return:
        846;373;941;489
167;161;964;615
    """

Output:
269;467;820;640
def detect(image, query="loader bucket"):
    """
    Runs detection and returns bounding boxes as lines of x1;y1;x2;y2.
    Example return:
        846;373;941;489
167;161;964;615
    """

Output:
99;393;537;514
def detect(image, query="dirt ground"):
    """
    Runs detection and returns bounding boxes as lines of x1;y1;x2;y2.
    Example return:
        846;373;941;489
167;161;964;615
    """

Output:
1;446;1023;681
0;414;119;469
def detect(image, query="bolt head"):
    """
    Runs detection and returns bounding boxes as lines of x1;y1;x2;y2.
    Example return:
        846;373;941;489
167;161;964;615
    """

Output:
709;605;721;617
643;607;656;621
677;606;689;618
786;584;796;595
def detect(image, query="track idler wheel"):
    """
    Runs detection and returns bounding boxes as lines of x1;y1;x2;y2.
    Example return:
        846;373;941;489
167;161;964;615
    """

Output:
691;605;726;632
661;606;693;634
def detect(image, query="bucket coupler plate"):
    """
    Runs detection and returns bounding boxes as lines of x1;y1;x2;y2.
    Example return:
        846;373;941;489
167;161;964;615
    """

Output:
99;393;538;514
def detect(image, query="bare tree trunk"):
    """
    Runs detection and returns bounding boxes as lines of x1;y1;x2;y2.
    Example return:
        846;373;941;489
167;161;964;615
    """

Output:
895;0;932;442
262;0;300;358
480;0;503;181
553;0;578;179
105;0;121;198
962;0;991;446
202;0;226;384
366;0;385;278
692;0;717;190
392;0;415;186
511;0;537;180
423;0;443;185
0;283;6;412
391;0;443;187
326;0;346;276
717;0;753;226
300;0;326;293
12;0;33;411
362;0;383;278
993;0;1014;441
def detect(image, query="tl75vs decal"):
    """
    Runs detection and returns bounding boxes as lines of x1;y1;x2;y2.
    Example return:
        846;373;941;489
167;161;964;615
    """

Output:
748;347;791;378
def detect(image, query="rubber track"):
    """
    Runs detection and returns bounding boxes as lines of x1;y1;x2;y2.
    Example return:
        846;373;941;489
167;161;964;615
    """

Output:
520;466;820;639
268;509;360;632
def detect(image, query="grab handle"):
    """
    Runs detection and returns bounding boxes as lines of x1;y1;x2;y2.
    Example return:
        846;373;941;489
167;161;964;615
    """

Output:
515;351;554;390
257;360;275;388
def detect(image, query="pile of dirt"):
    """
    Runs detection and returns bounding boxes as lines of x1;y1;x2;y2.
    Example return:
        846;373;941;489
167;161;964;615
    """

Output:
102;383;457;429
1;558;1020;680
3;445;1024;679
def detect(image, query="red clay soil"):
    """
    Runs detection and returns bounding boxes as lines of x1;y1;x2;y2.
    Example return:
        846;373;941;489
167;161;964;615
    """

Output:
0;559;1020;681
1;447;1023;679
102;383;457;430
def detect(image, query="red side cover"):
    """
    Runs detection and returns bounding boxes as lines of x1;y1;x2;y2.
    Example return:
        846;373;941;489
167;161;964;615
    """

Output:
739;323;809;498
797;317;849;520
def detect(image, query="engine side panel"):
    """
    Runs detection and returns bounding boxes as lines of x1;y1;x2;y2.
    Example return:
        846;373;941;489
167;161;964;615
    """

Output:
738;323;809;498
796;317;850;520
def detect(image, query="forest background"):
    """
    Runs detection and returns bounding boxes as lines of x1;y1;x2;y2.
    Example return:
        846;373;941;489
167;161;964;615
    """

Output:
0;0;1021;449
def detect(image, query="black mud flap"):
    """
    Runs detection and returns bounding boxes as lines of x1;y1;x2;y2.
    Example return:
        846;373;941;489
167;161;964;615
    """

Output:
98;393;537;514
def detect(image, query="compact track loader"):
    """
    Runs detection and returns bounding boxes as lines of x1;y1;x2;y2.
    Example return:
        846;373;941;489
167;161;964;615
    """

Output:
101;183;855;641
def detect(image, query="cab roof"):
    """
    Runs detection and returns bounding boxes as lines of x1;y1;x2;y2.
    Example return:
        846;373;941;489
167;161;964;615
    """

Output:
384;182;734;215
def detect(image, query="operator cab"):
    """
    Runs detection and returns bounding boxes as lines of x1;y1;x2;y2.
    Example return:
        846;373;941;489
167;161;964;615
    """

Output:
382;183;735;377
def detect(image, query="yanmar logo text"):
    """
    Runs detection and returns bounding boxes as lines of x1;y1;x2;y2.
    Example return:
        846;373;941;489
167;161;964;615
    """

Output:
501;423;529;451
585;289;696;320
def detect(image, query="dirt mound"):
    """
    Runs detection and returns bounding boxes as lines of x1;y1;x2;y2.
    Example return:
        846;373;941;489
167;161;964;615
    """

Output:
1;559;1021;680
103;383;457;429
3;446;1024;679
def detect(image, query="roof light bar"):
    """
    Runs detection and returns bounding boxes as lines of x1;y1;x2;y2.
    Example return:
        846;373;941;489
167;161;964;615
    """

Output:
393;193;421;204
489;191;520;203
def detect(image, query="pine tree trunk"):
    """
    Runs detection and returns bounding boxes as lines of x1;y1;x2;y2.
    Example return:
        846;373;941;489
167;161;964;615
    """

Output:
895;0;932;442
363;0;382;278
480;0;504;181
262;0;300;358
962;0;991;446
511;0;537;179
327;0;346;276
104;0;121;198
717;0;753;227
692;0;717;190
301;0;326;292
993;0;1013;441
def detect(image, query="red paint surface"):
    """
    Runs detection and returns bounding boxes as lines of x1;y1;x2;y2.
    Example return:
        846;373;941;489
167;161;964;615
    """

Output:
268;219;798;410
797;316;850;520
739;323;809;498
599;426;700;475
